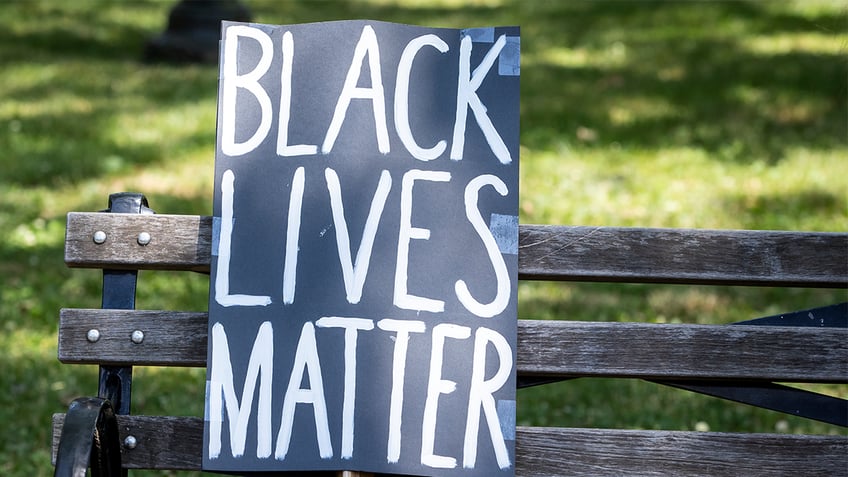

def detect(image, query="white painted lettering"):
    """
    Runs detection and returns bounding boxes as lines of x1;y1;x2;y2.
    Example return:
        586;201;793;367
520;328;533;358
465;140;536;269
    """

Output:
394;169;450;312
450;34;511;164
221;25;274;157
325;168;392;304
377;318;427;463
277;31;318;156
323;25;389;154
395;34;450;161
282;166;305;305
315;317;375;459
215;170;272;307
455;174;511;317
421;323;471;469
207;321;274;459
463;327;512;469
275;322;333;460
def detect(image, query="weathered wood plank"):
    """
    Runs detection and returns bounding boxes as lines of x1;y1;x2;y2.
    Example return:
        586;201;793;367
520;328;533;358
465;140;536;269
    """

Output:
53;415;848;475
59;309;848;382
517;319;848;383
52;414;202;470
65;213;848;287
520;224;848;287
515;426;848;476
64;212;212;272
58;309;207;367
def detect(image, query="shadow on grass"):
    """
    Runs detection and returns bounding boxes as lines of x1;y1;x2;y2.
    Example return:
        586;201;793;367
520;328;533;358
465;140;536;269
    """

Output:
0;350;97;475
0;14;149;63
722;189;847;230
0;65;218;186
0;2;218;187
518;1;847;162
2;0;844;189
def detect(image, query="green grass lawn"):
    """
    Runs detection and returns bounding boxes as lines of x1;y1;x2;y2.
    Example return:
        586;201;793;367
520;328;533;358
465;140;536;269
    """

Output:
0;0;845;475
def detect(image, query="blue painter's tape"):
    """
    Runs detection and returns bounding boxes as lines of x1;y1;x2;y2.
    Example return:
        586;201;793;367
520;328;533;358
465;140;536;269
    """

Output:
461;27;495;43
497;400;516;441
211;216;222;256
248;22;276;36
204;380;212;422
499;36;520;76
490;214;518;255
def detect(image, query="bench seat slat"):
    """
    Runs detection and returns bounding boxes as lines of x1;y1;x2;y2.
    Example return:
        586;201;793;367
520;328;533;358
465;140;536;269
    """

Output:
52;414;847;475
59;309;848;382
64;213;848;287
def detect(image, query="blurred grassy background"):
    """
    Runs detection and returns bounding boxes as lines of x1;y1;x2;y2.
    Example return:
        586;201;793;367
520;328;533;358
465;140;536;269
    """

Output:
0;0;846;475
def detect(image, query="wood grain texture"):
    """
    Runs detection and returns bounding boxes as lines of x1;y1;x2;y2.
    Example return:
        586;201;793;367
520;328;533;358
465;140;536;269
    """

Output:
64;213;212;272
520;224;848;287
514;426;848;476
53;415;847;476
516;319;848;383
58;309;207;367
57;211;848;475
64;213;848;287
59;310;848;383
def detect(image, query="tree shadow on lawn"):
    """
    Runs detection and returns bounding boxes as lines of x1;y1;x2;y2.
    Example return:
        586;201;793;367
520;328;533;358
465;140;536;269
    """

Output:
0;348;98;474
518;1;847;163
721;189;848;231
0;62;218;187
249;0;848;164
0;2;218;188
4;0;845;189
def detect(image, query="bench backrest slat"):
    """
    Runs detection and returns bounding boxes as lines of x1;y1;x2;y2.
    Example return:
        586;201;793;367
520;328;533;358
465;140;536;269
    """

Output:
59;308;848;382
65;213;848;287
59;309;207;367
65;213;212;272
520;224;848;287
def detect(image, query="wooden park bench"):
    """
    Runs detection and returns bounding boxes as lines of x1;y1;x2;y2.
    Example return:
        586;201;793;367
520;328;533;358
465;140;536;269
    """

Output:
53;192;847;476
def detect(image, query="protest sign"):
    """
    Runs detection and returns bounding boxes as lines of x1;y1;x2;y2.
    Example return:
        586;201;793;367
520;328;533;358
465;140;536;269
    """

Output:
203;19;519;476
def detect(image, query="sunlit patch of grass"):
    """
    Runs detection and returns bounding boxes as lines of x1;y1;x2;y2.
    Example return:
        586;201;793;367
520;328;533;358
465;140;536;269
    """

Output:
761;0;848;19
523;42;631;69
0;328;55;358
787;383;848;400
133;367;207;416
729;85;834;126
107;100;217;160
7;215;65;250
519;280;845;325
366;0;507;8
521;143;848;231
606;96;680;126
106;157;215;205
743;32;848;55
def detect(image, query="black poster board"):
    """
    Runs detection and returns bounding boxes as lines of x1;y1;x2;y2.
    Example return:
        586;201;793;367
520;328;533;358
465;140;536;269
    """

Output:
203;19;519;476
